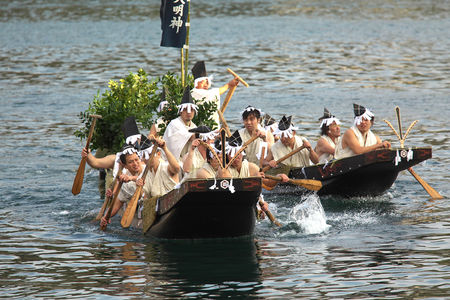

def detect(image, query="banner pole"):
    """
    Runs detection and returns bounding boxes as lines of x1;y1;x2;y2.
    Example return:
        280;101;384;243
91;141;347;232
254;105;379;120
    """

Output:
184;0;191;87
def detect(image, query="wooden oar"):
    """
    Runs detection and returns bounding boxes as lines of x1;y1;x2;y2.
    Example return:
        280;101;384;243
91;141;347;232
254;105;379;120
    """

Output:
120;144;158;228
100;175;125;231
264;174;322;191
261;145;306;173
72;114;102;195
217;110;232;137
407;168;443;200
95;164;124;220
225;134;259;169
395;107;443;200
259;198;281;227
220;68;249;113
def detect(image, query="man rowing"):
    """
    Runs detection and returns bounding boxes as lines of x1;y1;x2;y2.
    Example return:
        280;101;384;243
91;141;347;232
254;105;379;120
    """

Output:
190;61;239;126
335;103;391;159
314;108;341;163
262;115;319;174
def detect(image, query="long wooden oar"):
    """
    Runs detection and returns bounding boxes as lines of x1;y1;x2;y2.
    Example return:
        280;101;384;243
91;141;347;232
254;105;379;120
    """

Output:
100;175;124;231
220;68;249;114
395;107;443;200
259;198;281;227
261;145;306;172
72;114;102;195
407;168;443;200
265;174;322;191
217;110;232;137
121;144;158;228
95;164;123;220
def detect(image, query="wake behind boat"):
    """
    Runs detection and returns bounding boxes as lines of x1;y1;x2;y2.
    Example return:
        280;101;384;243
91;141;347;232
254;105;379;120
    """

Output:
270;147;432;198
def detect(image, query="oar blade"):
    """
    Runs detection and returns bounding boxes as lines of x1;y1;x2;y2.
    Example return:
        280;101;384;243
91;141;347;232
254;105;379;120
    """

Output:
121;186;142;228
71;157;87;195
408;168;443;200
290;179;322;191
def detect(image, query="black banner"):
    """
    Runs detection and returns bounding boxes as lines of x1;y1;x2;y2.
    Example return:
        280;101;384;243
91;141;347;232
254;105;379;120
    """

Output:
160;0;188;48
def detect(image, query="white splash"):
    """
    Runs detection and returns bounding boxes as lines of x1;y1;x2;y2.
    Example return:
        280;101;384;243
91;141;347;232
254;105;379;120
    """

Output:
289;194;330;234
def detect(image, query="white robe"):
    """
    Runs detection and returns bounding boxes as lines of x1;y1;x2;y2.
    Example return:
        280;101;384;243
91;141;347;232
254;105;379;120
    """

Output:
163;116;196;160
317;135;340;163
238;124;267;166
335;126;378;159
229;159;251;178
144;159;178;197
271;135;313;168
191;87;221;127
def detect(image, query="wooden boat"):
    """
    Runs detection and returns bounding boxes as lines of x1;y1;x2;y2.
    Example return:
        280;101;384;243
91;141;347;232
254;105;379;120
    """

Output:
271;147;432;198
141;177;262;239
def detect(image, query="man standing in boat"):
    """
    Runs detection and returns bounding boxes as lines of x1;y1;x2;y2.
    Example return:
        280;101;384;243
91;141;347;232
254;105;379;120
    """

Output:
163;86;197;161
190;61;239;127
334;103;391;159
238;105;275;166
262;115;319;173
314;108;342;163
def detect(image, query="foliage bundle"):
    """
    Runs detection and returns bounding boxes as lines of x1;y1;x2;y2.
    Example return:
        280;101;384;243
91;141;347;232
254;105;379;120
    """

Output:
74;69;218;153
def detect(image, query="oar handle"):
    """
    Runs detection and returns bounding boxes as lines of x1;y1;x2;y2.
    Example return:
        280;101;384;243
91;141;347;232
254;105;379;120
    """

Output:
220;85;237;113
261;145;306;172
217;110;232;137
84;114;102;149
227;68;249;87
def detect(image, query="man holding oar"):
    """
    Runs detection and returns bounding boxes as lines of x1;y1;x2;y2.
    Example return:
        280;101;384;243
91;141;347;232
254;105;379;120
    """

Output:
315;108;342;163
262;115;319;174
238;105;275;166
101;136;181;229
190;61;239;127
335;103;391;159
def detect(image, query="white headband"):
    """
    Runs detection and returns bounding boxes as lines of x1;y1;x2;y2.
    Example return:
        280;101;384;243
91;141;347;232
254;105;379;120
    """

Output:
157;100;168;113
125;134;141;145
273;124;299;138
354;109;374;126
199;130;218;142
241;106;261;119
320;117;341;128
177;103;198;114
194;75;213;88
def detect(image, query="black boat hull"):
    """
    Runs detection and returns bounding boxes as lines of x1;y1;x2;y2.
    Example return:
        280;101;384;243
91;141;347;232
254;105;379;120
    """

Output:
282;147;432;197
144;177;262;239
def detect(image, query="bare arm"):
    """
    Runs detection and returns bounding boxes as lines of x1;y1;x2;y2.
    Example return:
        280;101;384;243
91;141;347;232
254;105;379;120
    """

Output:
182;139;200;173
342;130;390;155
218;78;239;95
302;139;319;164
82;148;115;169
315;137;336;156
158;139;181;177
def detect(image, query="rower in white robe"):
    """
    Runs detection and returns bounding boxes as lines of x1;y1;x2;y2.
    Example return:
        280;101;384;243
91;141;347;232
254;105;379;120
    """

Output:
262;116;319;174
163;86;197;161
334;103;391;160
190;61;239;127
314;108;342;164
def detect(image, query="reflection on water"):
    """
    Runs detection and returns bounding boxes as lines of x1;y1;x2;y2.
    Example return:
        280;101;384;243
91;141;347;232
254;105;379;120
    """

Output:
0;0;449;298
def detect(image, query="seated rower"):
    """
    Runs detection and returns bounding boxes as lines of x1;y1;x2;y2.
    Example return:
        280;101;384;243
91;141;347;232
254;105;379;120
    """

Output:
262;115;319;174
82;116;152;197
239;105;275;166
163;86;197;161
100;144;149;228
195;143;224;179
190;61;239;126
334;103;391;160
182;125;218;178
314;108;341;163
